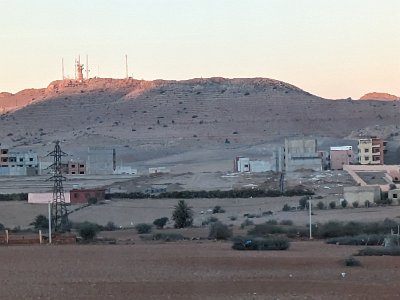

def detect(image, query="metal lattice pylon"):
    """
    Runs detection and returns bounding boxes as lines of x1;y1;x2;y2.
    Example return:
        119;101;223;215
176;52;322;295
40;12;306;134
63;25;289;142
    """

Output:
47;141;69;232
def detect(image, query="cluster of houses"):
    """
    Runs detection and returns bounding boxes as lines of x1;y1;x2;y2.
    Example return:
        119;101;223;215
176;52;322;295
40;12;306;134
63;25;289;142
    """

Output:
234;136;388;173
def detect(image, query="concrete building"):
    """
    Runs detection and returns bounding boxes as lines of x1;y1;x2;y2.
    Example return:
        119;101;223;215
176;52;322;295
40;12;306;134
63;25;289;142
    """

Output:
68;161;86;175
234;157;250;172
282;138;322;172
87;147;116;175
114;166;137;175
149;167;170;174
28;193;71;204
358;137;386;165
330;146;354;170
388;189;400;202
0;147;38;176
343;186;381;204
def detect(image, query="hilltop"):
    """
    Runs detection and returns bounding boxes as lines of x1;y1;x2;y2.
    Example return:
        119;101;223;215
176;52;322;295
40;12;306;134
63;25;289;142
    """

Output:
359;92;400;101
0;77;399;169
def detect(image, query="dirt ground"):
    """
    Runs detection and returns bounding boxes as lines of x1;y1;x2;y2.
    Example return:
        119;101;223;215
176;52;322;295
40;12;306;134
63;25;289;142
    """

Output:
0;240;399;300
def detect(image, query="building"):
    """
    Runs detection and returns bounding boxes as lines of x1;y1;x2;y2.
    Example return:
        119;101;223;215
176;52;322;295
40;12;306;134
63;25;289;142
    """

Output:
69;188;106;204
358;137;385;165
388;189;400;203
234;157;250;172
28;193;71;204
149;167;170;174
68;161;86;175
282;138;322;172
330;146;354;170
234;157;273;173
87;147;116;175
0;146;38;176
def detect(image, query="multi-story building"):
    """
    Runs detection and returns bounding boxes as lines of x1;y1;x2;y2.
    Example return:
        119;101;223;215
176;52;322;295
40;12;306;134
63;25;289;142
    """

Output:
68;161;86;175
357;137;385;165
330;146;354;170
0;146;38;176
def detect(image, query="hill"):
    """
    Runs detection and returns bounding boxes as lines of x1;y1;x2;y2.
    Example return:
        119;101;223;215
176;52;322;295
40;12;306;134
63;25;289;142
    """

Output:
1;77;399;167
359;92;400;101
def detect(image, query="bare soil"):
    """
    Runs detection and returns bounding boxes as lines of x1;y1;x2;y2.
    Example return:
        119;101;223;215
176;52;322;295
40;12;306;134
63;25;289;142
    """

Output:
0;240;399;300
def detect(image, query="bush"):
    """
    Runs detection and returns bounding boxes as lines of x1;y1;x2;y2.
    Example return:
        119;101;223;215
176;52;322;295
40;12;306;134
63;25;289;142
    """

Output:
344;256;361;267
282;204;291;211
0;223;4;230
135;223;152;234
153;217;169;229
248;223;285;236
266;219;278;225
88;197;98;205
280;220;293;226
208;221;232;240
172;200;193;228
352;201;359;208
299;196;308;209
317;201;325;210
341;199;348;208
229;216;237;221
364;200;371;207
78;222;100;241
329;201;336;209
202;216;218;226
356;247;400;256
31;214;49;230
326;234;385;246
212;205;226;214
232;236;290;251
104;221;117;231
152;233;185;242
240;219;254;229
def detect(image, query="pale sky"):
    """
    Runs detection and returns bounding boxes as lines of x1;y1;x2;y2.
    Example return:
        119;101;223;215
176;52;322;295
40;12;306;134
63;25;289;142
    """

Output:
0;0;399;99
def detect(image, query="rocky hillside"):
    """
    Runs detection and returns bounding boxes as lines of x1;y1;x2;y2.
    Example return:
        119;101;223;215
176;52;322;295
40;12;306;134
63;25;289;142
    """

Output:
0;77;399;161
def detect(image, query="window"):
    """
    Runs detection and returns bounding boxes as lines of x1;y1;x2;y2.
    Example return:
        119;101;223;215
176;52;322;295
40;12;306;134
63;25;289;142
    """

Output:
19;158;23;162
79;171;84;174
364;149;369;153
393;194;398;199
71;171;76;174
29;158;33;161
364;156;369;161
71;164;76;168
79;165;85;168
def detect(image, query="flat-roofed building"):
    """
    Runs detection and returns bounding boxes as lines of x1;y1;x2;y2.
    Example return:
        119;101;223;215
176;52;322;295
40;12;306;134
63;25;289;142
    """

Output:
330;146;354;170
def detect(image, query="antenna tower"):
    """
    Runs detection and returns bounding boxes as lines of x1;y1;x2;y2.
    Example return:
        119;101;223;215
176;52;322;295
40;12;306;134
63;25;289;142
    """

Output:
47;141;69;232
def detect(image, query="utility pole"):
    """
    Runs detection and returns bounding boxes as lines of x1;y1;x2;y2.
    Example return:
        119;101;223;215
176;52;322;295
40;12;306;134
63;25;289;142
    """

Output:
308;197;312;239
125;54;128;79
86;54;89;80
48;201;52;244
62;58;65;80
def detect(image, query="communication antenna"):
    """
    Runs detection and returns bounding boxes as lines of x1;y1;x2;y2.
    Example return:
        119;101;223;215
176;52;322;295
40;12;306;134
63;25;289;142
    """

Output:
86;54;89;79
62;58;65;80
125;54;128;79
47;141;69;232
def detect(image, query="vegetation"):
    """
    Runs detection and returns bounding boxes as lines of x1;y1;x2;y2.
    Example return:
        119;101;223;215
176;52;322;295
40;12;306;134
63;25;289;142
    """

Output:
282;204;291;211
202;216;219;226
240;219;254;229
78;222;100;241
153;217;169;229
341;199;348;208
329;201;336;209
152;233;185;242
0;193;28;201
356;247;400;256
88;197;98;205
326;234;385;246
208;221;232;240
232;236;290;251
135;223;152;234
0;223;4;230
31;214;49;230
316;201;325;210
352;201;359;208
172;200;193;228
344;256;361;267
106;188;314;200
104;221;117;231
280;220;293;226
212;205;226;214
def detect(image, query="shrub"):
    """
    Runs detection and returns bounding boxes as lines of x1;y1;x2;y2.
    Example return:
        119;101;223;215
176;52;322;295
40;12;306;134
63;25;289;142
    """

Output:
329;201;336;209
78;222;100;241
172;200;193;228
282;204;291;211
104;221;117;231
202;216;219;226
364;200;371;207
299;196;308;209
135;223;152;234
0;223;4;230
153;217;169;229
280;220;293;226
352;201;359;208
317;201;325;210
344;256;361;267
240;219;254;229
212;205;226;214
229;216;237;221
31;214;49;230
341;199;348;208
232;236;290;251
248;223;285;236
208;221;232;240
88;197;98;205
152;233;185;241
326;234;385;246
266;219;278;225
356;247;400;256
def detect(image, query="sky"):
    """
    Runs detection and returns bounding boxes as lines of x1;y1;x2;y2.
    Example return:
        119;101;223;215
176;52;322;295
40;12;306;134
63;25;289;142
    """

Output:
0;0;399;99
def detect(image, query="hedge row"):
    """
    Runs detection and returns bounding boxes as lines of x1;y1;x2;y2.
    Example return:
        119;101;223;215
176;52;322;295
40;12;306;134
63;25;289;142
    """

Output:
106;188;314;200
0;193;28;201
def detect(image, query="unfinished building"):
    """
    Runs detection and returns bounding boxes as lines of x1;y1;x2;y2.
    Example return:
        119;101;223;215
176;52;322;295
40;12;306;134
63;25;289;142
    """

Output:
330;146;354;170
357;137;386;165
87;147;116;175
0;146;38;176
279;138;322;172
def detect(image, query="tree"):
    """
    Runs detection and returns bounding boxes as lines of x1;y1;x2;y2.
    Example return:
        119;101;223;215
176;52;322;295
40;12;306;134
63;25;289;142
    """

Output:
31;214;49;230
341;199;348;208
317;201;325;210
135;223;152;234
208;221;232;240
329;201;336;209
153;217;169;229
172;200;193;228
78;222;99;241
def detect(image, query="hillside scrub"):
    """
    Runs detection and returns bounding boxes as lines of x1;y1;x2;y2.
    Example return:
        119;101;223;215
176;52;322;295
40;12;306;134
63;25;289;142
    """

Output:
326;234;385;246
232;236;290;251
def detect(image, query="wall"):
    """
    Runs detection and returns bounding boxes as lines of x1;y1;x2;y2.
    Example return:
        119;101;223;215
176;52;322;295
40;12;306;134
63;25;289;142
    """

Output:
330;149;354;170
87;147;115;175
343;186;381;203
70;189;106;204
388;189;400;202
28;193;71;204
284;138;322;172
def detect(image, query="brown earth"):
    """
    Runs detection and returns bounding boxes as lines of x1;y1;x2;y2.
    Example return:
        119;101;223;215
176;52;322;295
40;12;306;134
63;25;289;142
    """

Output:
0;240;399;300
359;92;400;101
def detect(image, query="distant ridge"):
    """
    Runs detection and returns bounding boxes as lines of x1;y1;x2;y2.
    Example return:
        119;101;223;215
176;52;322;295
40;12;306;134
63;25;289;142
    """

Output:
359;92;399;101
